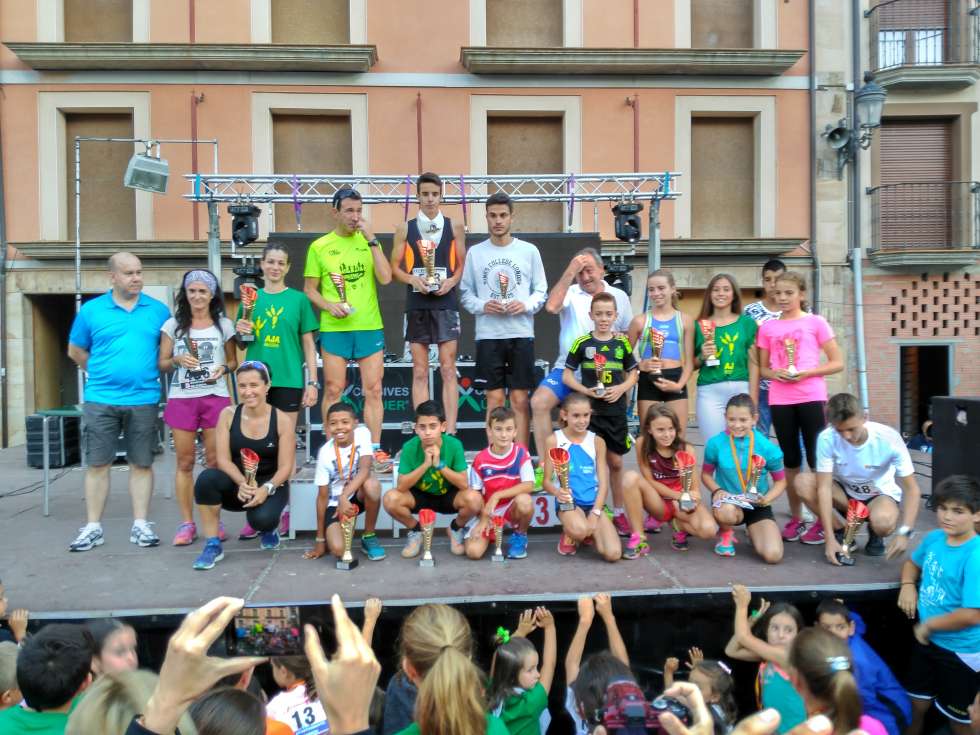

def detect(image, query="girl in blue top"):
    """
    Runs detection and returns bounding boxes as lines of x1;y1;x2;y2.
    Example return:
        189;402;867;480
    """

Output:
542;393;621;562
702;394;787;563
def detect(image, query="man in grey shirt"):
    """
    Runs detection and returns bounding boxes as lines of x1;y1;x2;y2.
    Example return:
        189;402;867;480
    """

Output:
459;192;547;448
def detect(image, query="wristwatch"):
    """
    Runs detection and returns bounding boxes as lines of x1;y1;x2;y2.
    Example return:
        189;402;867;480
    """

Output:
368;238;381;247
896;525;913;537
263;481;276;496
307;380;321;390
435;461;446;470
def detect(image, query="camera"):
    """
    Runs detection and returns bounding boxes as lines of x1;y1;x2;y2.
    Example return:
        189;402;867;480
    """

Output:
600;681;691;734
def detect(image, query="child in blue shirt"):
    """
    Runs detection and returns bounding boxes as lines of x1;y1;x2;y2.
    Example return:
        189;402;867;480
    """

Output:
701;393;786;563
898;474;980;735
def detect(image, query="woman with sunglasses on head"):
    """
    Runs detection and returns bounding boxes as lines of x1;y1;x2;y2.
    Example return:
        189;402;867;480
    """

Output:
191;361;295;570
160;269;237;547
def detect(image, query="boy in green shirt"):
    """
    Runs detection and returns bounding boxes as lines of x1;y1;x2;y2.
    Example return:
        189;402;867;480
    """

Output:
383;401;484;558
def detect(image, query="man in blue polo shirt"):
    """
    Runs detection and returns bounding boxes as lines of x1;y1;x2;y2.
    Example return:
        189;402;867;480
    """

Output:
67;252;170;552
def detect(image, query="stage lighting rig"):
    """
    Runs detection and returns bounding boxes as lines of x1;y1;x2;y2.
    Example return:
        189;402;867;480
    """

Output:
229;203;261;249
613;201;643;243
602;255;634;297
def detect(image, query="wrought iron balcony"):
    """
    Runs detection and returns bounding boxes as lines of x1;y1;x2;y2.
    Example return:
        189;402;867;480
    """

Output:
867;181;980;266
866;0;980;88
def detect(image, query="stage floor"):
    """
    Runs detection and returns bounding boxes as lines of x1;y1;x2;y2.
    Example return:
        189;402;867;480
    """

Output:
0;441;935;619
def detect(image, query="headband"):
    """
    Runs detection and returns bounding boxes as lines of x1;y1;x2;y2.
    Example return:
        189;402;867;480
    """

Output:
183;270;218;295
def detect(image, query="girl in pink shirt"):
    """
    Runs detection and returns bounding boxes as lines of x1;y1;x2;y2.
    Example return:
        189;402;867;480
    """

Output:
756;272;843;541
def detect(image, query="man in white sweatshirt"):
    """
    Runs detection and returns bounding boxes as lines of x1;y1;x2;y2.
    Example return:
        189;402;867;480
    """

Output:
459;192;548;448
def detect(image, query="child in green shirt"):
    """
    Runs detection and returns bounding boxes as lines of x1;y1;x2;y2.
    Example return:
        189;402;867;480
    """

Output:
488;608;557;735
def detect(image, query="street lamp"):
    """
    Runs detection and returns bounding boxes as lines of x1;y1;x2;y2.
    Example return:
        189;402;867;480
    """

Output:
823;75;888;179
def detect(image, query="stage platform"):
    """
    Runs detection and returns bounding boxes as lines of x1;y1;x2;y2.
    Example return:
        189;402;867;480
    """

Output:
0;439;935;620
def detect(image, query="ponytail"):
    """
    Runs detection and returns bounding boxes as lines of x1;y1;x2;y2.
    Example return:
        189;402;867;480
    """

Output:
272;655;318;701
789;628;863;734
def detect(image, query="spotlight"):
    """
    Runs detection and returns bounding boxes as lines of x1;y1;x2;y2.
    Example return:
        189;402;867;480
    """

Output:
603;257;634;297
124;153;169;194
613;202;644;243
232;259;264;297
229;203;261;248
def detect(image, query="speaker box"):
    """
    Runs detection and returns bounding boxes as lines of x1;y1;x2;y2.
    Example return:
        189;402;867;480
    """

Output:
931;396;980;488
26;414;81;469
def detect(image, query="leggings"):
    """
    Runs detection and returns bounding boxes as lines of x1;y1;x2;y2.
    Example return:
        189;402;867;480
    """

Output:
770;401;826;469
194;468;289;532
696;380;750;444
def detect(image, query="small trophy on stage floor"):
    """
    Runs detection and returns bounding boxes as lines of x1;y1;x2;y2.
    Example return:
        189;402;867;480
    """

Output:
649;329;665;376
746;454;766;504
675;450;697;512
239;284;258;343
836;499;870;566
491;515;506;563
593;354;608;397
241;448;260;486
498;272;510;305
336;504;360;571
329;272;354;314
699;320;720;367
784;338;799;376
549;447;576;513
419;508;436;568
419;240;441;293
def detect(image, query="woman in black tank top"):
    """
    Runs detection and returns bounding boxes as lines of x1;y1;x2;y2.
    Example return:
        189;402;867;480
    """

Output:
191;361;295;570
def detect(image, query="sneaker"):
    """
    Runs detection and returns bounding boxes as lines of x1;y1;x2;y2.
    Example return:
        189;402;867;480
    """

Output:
800;520;825;545
534;465;544;490
865;530;885;556
172;522;197;546
69;524;104;552
130;522;160;548
193;539;224;570
714;529;737;557
557;534;578;556
401;529;423;558
218;521;228;542
447;525;465;556
372;449;394;474
645;515;665;534
260;529;281;550
507;531;528;559
781;518;806;542
622;532;649;560
361;532;386;561
671;530;689;551
613;513;632;537
279;508;291;536
801;506;816;523
238;521;259;540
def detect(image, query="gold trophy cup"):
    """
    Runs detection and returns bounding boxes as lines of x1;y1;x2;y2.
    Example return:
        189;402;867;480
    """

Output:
419;240;441;293
699;320;720;367
183;336;199;361
649;329;665;376
419;508;436;568
241;448;260;486
784;338;798;376
746;454;766;504
498;272;510;305
836;499;870;566
593;354;608;397
239;284;258;343
549;447;576;513
491;515;506;563
336;503;360;571
329;272;354;314
675;450;697;512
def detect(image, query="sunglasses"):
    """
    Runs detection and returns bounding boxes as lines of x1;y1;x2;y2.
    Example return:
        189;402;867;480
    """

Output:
332;187;360;209
237;360;269;379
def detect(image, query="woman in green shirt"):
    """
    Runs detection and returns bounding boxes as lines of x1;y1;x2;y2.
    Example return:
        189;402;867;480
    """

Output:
694;273;759;443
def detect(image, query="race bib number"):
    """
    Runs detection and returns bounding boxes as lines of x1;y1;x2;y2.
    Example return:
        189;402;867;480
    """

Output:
289;705;328;735
410;266;448;293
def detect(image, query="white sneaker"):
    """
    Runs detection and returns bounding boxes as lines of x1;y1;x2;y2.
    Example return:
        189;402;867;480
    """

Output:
130;521;160;548
801;507;816;524
69;524;104;552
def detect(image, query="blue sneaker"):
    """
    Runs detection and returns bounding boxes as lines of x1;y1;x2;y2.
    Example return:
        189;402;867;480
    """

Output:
507;531;528;559
193;539;224;570
360;532;386;561
260;529;281;550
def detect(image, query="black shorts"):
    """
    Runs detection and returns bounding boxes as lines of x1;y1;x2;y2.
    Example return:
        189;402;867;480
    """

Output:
409;486;460;515
474;338;536;391
406;309;460;345
905;640;980;723
589;412;633;456
636;366;688;402
266;387;303;413
323;496;365;527
740;504;776;527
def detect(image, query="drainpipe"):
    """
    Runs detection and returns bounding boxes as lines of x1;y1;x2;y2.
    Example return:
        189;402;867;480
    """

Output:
416;92;423;173
850;0;870;412
0;108;9;447
808;0;822;313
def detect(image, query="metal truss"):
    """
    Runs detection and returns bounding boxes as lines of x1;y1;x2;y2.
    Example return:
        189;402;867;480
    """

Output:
186;172;680;204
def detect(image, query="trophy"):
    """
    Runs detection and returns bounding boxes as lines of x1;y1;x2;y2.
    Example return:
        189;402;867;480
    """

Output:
498;272;510;305
491;515;506;563
329;272;354;314
783;338;798;376
593;354;608;397
675;450;697;512
239;284;258;343
336;503;360;571
699;320;720;366
836;499;870;566
241;448;260;486
746;454;766;504
549;447;576;513
419;240;441;293
182;336;199;361
648;329;665;376
418;508;436;568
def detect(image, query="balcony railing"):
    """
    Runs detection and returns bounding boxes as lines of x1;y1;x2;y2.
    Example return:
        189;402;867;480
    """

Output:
868;181;980;253
866;0;980;73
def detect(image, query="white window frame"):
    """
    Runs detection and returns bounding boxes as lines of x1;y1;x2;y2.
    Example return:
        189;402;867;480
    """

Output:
674;95;776;239
469;0;583;47
37;0;150;42
38;91;153;241
674;0;778;48
469;95;582;234
250;0;367;44
251;92;369;237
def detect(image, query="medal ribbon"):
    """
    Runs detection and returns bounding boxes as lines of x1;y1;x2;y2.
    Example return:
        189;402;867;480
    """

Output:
728;431;754;493
334;440;357;490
